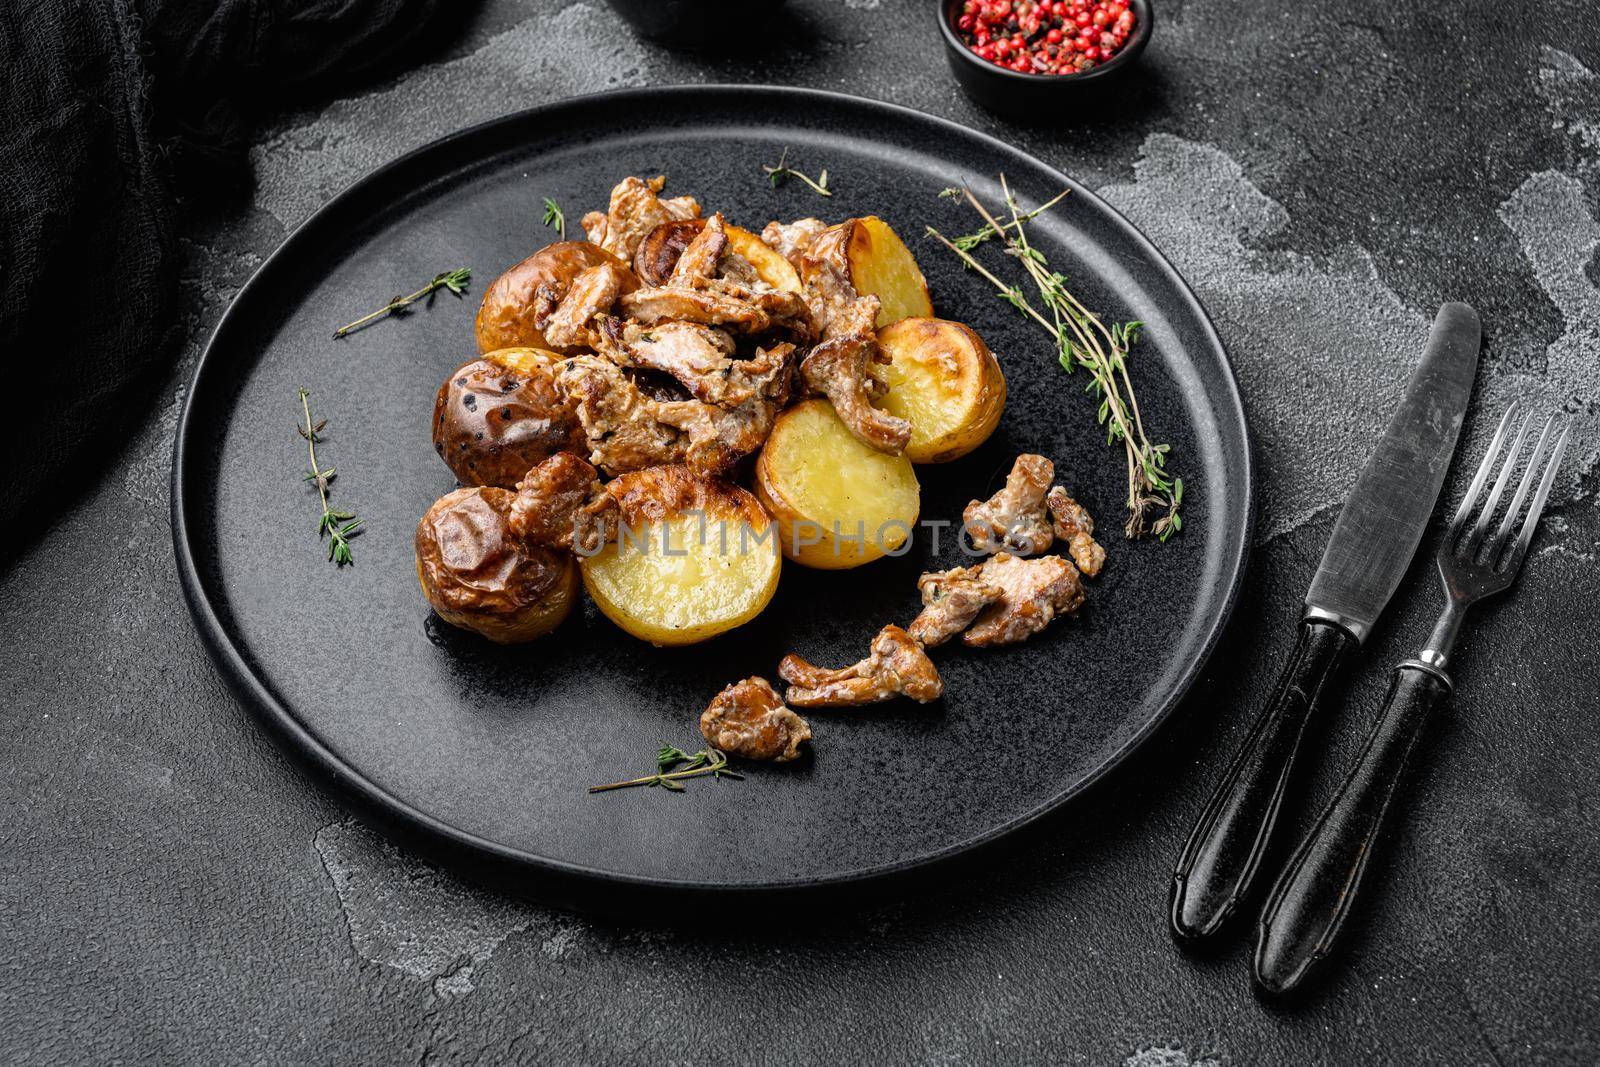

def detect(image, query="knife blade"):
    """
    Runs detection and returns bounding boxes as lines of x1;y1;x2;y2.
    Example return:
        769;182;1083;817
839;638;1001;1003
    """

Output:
1305;301;1483;640
1169;302;1481;943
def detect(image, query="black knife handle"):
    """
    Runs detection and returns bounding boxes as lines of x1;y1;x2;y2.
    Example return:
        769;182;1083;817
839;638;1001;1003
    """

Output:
1169;617;1356;942
1252;662;1452;995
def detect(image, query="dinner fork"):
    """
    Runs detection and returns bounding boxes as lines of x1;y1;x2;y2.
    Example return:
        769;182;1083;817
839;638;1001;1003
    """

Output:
1252;401;1571;995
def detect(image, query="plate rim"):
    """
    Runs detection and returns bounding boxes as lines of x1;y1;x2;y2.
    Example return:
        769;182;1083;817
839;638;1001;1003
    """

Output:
171;83;1255;894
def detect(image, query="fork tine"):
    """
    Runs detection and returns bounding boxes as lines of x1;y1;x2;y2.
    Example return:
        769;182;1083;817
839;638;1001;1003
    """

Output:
1489;414;1556;561
1463;408;1535;558
1501;420;1570;575
1450;402;1521;538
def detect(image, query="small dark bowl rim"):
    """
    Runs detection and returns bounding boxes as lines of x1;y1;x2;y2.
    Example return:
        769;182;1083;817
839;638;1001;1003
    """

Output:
937;0;1153;86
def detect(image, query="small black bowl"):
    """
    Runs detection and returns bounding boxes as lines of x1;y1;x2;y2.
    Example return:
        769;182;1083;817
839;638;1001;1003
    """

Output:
606;0;789;49
937;0;1153;118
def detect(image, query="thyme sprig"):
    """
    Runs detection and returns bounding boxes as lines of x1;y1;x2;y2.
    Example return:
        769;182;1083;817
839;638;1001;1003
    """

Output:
588;745;744;794
927;178;1183;540
541;196;566;239
332;267;472;338
762;147;832;198
297;389;363;565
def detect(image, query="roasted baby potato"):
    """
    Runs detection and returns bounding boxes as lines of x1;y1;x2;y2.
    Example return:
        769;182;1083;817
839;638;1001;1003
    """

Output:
754;399;921;569
475;242;639;354
415;487;578;643
580;465;781;646
433;347;585;488
805;217;934;328
877;318;1007;463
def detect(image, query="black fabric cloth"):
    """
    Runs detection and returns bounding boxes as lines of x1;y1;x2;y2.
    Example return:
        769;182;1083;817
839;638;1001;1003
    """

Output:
0;0;448;550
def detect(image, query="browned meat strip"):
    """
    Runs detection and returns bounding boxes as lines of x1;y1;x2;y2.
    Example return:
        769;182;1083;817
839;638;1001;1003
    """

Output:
761;218;828;269
1045;486;1106;578
907;566;1005;648
654;349;791;477
779;625;943;707
699;677;812;762
539;263;625;350
507;452;619;553
963;454;1056;556
962;553;1084;648
581;175;701;260
798;308;910;455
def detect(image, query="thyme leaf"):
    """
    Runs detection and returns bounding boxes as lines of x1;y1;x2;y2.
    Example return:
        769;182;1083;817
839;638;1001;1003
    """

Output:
297;389;363;566
762;147;833;198
929;178;1184;540
589;745;745;794
541;196;566;239
332;267;472;338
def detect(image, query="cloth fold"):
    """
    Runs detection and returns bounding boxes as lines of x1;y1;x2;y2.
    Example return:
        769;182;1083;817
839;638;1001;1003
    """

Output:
0;0;447;548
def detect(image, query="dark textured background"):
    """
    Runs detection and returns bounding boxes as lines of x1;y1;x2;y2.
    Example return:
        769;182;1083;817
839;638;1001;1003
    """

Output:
3;0;1598;1062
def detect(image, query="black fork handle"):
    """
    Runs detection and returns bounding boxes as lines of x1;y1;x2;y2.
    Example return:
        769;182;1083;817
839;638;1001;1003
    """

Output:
1252;661;1452;995
1169;617;1356;941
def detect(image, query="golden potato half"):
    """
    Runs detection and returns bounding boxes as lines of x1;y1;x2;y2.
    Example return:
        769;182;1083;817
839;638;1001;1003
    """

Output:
754;399;921;570
475;241;638;354
433;347;584;489
580;466;781;646
877;318;1007;463
807;217;934;329
725;224;802;292
415;487;578;644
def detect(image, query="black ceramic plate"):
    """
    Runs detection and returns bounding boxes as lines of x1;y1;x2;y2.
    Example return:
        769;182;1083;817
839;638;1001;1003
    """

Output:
173;86;1251;896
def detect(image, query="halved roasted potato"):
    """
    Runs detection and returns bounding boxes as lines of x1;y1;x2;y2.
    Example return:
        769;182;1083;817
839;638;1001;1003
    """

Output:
726;224;802;292
415;487;578;643
433;347;585;488
580;465;781;646
804;217;934;328
475;241;639;354
754;399;920;570
877;318;1007;463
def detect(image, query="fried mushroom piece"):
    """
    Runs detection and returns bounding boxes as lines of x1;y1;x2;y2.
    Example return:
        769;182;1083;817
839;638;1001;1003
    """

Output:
507;452;620;553
779;625;943;707
797;297;911;455
557;354;692;474
1045;486;1106;578
961;553;1084;648
618;285;774;333
762;218;829;270
597;318;794;410
538;262;626;350
633;217;708;286
963;454;1056;556
699;677;812;762
559;349;791;478
581;175;701;260
907;567;1005;648
670;212;730;282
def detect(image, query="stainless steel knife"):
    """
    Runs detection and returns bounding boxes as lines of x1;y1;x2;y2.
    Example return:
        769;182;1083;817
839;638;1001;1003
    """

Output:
1168;302;1481;943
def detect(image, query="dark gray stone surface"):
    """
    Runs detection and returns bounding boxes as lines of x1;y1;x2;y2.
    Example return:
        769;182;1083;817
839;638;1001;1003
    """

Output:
2;0;1597;1062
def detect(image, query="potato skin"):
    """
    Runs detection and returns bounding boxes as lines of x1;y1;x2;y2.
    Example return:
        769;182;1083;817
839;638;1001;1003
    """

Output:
474;242;639;354
754;399;921;570
580;465;781;646
433;348;585;489
415;487;577;643
877;318;1006;463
